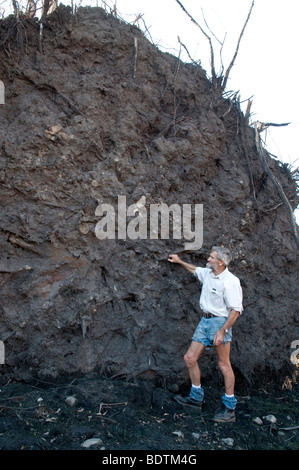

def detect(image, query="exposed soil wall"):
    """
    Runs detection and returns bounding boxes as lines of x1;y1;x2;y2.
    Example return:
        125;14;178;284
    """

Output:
0;7;298;387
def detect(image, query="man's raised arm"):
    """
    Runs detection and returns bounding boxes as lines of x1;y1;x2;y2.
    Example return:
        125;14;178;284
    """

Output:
168;254;197;274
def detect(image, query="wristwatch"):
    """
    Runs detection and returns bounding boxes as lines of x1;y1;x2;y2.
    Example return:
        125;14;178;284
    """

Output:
222;327;229;334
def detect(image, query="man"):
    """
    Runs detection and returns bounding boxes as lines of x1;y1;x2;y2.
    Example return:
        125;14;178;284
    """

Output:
168;246;243;423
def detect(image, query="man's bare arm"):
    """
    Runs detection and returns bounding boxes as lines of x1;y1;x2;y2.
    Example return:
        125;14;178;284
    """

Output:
213;310;240;346
222;309;240;331
168;254;196;274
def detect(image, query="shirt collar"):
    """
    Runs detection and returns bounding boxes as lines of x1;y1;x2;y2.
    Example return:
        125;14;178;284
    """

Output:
211;267;228;279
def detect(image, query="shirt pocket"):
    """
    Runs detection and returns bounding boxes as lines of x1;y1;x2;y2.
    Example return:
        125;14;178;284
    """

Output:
210;287;224;305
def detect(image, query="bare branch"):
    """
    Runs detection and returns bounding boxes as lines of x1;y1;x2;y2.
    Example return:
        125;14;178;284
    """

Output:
11;0;20;19
175;0;217;84
132;36;138;79
244;98;253;124
255;121;291;132
222;0;255;90
177;36;199;65
139;15;155;44
200;7;226;76
219;32;227;77
254;122;298;246
200;7;223;46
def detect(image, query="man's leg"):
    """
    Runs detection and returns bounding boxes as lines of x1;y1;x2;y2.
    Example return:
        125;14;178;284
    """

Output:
214;342;237;422
174;341;205;408
184;341;206;386
215;342;235;394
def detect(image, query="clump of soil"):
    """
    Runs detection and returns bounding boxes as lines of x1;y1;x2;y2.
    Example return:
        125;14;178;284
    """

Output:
0;371;298;451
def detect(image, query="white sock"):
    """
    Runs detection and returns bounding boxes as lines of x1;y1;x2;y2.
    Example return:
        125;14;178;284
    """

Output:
225;393;234;398
192;384;202;389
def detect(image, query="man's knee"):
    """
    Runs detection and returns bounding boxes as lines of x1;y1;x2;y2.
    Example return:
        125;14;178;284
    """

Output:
184;351;198;368
217;357;233;375
184;342;205;368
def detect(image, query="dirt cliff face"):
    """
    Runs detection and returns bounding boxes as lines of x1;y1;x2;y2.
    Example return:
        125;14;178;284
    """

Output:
0;7;298;386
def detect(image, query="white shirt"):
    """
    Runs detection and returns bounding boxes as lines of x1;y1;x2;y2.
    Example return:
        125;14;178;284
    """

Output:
194;267;243;318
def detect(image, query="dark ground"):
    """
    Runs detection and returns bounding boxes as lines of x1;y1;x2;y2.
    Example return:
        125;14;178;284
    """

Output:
0;369;298;453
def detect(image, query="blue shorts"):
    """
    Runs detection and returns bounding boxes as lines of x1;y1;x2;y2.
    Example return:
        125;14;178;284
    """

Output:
192;317;232;347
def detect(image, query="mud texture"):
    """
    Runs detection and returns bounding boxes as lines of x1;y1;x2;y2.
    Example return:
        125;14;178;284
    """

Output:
0;7;298;391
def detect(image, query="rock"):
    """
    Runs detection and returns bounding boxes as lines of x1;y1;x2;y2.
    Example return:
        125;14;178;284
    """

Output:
263;415;277;424
45;124;62;136
65;396;78;407
192;433;200;440
253;417;263;425
172;431;184;438
81;438;103;448
167;384;179;393
221;438;234;447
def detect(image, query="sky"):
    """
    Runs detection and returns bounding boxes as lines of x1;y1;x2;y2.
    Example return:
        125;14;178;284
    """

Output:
115;0;299;166
1;0;298;219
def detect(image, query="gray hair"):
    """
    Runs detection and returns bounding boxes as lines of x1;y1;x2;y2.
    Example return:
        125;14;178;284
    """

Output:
211;246;232;266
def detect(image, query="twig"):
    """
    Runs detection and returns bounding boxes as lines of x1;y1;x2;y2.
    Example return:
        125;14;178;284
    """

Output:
133;36;138;79
261;202;283;212
0;265;32;273
7;233;40;253
152;115;185;140
245;99;253;124
95;414;117;424
219;32;227;77
200;8;223;46
97;401;127;415
177;36;199;65
137;15;155;45
279;425;299;431
235;102;256;200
